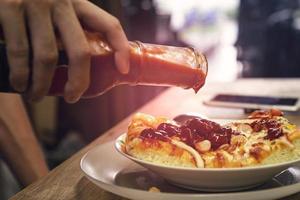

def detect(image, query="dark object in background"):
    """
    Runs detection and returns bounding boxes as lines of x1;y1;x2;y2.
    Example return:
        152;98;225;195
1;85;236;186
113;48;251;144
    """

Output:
122;0;157;42
236;0;300;77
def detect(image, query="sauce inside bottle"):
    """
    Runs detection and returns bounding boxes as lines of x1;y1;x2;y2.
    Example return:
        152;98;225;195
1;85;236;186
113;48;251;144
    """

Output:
0;32;208;98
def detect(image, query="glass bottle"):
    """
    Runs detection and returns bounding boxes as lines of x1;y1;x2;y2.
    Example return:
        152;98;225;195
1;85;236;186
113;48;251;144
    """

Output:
0;32;208;98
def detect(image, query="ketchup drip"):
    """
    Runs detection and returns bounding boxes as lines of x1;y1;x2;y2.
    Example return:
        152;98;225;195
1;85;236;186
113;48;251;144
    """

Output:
157;123;180;137
250;119;283;140
139;118;238;150
140;128;170;142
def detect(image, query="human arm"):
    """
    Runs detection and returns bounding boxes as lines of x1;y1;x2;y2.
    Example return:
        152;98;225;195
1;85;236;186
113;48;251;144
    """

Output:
0;93;48;186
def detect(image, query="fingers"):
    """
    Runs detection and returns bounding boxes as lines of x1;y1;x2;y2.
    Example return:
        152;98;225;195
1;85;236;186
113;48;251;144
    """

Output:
0;0;129;102
52;0;91;103
73;0;130;74
26;1;58;101
0;0;29;92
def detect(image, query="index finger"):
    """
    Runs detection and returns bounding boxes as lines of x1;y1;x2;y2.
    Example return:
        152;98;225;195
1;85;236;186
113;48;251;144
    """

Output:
52;0;91;103
0;2;29;92
73;1;130;74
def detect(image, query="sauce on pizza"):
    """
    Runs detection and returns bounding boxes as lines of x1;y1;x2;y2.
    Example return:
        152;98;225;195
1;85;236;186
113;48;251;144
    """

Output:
124;109;300;168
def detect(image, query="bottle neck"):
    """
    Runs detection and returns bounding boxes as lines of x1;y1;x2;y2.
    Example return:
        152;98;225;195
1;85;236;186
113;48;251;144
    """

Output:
118;41;207;93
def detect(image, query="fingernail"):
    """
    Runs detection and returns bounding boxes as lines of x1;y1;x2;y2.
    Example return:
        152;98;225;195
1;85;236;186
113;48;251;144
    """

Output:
124;60;130;74
116;52;130;74
120;62;129;74
11;82;27;92
65;95;80;103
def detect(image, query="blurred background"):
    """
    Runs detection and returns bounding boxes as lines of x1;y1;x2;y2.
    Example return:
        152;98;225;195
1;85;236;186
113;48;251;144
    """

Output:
3;0;300;198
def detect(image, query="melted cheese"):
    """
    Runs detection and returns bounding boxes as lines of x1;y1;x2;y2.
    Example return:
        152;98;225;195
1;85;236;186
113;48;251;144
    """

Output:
127;113;300;168
171;139;204;168
243;130;267;155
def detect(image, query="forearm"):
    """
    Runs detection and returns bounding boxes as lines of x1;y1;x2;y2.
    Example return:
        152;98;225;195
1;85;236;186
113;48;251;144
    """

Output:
0;93;49;186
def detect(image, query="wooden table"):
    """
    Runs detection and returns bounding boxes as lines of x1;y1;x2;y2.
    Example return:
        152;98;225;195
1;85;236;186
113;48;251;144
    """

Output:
10;78;300;200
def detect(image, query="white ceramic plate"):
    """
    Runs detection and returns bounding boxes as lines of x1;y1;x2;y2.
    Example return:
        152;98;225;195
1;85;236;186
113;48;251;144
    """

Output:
80;141;300;200
115;133;300;192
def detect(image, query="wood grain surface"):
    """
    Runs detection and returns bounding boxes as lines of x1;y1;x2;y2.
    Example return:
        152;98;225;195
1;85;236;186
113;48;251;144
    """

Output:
10;79;300;200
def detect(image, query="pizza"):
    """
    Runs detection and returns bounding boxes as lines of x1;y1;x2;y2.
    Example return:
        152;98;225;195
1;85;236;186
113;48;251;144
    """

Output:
123;109;300;168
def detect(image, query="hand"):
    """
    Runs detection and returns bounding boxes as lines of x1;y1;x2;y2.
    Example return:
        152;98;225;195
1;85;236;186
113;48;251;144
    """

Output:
0;0;130;103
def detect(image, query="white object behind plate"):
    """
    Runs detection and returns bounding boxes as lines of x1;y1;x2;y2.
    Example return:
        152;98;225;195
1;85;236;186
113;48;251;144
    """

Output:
80;141;300;200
